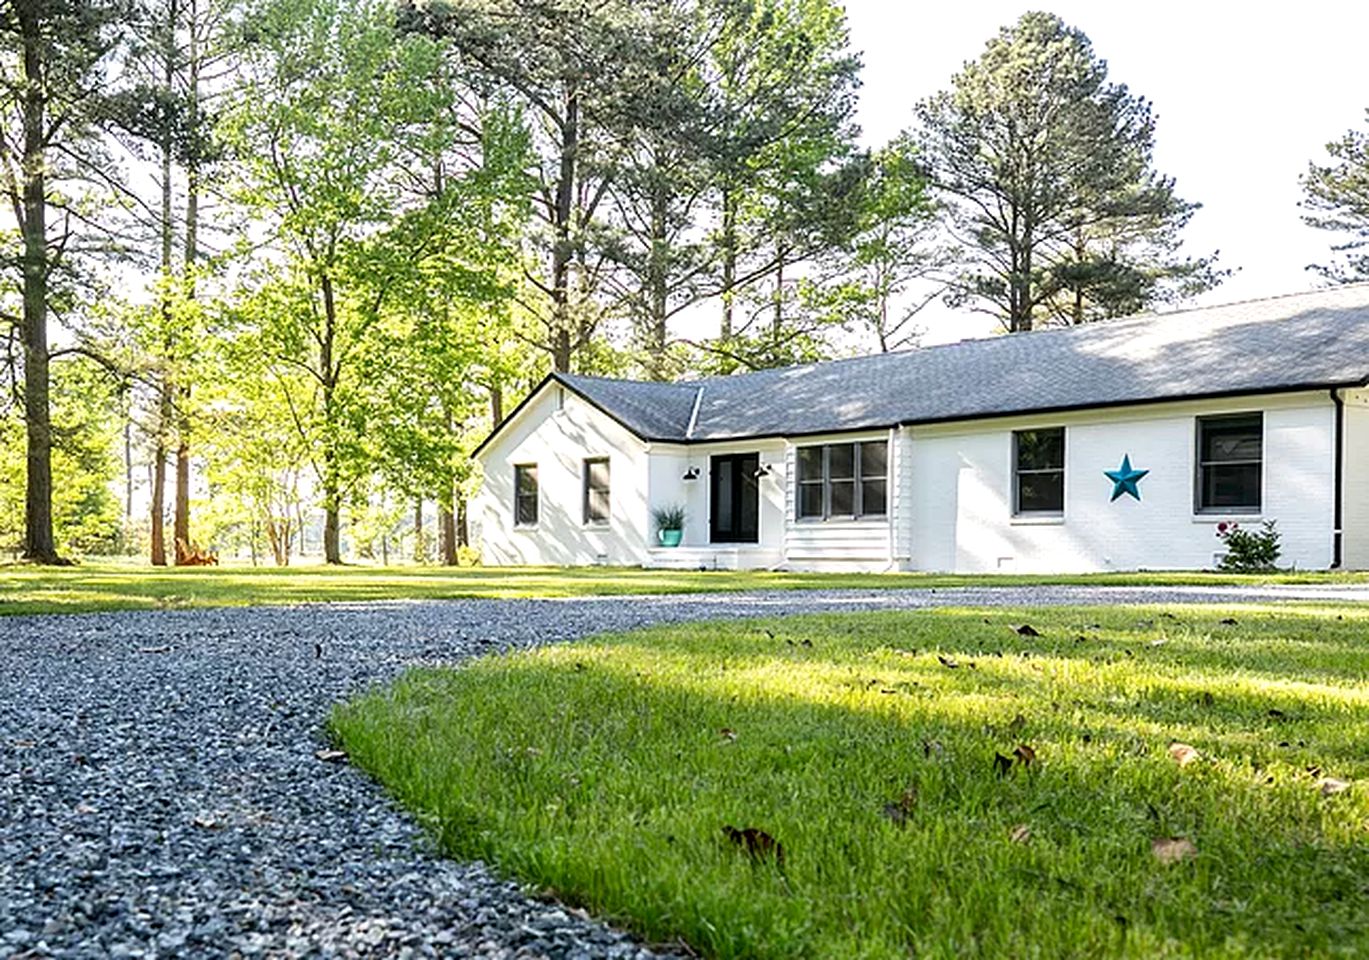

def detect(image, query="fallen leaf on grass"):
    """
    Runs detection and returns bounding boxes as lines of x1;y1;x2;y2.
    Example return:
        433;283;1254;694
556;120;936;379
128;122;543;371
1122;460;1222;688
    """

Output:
1318;777;1351;796
937;655;959;669
880;786;919;827
1009;823;1032;844
923;739;944;758
1151;837;1197;864
1015;624;1041;637
718;728;737;742
722;825;785;866
1168;742;1200;767
993;752;1014;778
1219;617;1239;626
1014;744;1037;768
314;749;348;763
1199;692;1215;708
1266;708;1287;720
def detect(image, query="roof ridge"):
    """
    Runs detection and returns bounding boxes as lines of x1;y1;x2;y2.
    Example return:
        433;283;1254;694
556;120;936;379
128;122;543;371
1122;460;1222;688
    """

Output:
669;284;1369;388
685;385;704;439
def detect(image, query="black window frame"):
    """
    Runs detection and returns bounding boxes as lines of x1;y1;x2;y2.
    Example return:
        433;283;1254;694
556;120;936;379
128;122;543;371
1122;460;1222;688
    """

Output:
582;457;611;525
795;440;888;521
1013;427;1066;516
514;463;539;527
1195;413;1263;513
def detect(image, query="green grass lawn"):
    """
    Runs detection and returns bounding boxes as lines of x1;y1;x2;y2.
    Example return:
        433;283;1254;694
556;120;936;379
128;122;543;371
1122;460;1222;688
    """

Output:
1;559;1367;616
333;605;1369;959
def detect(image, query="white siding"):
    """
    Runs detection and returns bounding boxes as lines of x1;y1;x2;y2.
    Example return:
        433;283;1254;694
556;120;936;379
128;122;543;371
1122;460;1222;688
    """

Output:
893;427;915;569
782;433;895;571
1341;388;1369;569
906;392;1337;572
472;386;649;565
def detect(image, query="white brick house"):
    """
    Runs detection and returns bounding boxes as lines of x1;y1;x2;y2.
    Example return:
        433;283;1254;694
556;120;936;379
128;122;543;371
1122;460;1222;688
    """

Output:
472;286;1369;573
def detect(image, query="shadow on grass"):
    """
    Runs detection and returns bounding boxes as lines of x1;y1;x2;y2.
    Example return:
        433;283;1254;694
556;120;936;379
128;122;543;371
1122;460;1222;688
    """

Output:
333;606;1369;960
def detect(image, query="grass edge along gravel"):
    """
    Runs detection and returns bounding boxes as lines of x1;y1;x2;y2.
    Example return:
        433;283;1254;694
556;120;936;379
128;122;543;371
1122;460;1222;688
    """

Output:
4;561;1369;616
331;604;1369;960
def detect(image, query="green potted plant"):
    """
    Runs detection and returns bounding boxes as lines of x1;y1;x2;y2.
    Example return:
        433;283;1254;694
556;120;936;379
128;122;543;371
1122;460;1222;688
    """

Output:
652;504;686;547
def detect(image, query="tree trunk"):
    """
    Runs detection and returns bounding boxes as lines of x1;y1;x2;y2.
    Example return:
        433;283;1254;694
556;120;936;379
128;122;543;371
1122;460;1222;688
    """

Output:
412;498;425;563
772;248;784;340
438;500;457;566
320;272;343;564
150;448;167;566
720;185;736;345
489;385;503;427
323;502;341;564
18;8;60;564
549;89;578;373
173;438;190;562
176;1;201;564
647;178;669;377
122;389;134;520
457;496;468;548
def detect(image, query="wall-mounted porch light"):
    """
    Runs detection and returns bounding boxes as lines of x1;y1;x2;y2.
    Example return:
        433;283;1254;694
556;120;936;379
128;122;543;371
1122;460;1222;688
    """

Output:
682;466;701;481
753;463;774;479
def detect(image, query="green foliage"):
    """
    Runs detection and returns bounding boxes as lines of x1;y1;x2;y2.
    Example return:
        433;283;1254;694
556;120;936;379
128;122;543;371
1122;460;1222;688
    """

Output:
914;12;1222;332
1216;520;1283;573
0;359;122;556
222;0;529;557
334;606;1369;958
651;503;686;532
1302;109;1369;283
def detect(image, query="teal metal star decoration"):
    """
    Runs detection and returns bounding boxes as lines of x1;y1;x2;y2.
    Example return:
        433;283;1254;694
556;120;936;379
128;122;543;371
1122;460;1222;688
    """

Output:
1105;454;1149;502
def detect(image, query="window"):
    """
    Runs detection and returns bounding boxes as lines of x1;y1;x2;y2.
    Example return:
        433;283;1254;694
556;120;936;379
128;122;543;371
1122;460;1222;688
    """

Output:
796;440;888;520
514;464;538;526
1014;428;1065;514
583;457;610;524
1197;414;1262;512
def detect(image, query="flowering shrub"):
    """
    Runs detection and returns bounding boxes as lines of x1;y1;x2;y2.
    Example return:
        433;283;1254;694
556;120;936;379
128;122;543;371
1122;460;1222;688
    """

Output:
1215;519;1281;572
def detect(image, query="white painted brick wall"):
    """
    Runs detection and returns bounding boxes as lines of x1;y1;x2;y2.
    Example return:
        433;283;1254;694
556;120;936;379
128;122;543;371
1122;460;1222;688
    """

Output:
906;392;1337;573
472;386;650;566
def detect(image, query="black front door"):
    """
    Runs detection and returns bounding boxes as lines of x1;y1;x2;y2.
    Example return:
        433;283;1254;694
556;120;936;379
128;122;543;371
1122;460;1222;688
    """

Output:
710;453;760;543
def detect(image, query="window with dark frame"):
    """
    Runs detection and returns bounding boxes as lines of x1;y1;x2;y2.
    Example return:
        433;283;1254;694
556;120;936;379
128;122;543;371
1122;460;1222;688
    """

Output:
1196;414;1262;512
1014;428;1065;515
795;440;888;520
583;457;611;524
514;464;538;526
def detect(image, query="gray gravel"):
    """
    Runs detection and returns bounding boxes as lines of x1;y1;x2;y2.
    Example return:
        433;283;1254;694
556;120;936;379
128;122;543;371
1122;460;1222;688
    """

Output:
0;584;1361;959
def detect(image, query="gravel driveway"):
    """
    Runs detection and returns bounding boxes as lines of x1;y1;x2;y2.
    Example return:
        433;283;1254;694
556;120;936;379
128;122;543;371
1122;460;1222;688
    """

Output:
1;584;1363;959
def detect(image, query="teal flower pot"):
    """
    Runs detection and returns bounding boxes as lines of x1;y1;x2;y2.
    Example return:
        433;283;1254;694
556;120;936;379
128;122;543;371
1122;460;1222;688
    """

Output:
658;529;683;547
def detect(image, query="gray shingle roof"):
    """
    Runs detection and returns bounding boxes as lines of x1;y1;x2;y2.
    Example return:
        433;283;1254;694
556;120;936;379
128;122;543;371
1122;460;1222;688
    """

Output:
555;285;1369;444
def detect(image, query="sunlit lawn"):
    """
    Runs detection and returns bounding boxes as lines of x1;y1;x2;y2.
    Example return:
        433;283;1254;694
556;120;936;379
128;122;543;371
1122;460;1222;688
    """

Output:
333;606;1369;959
2;559;1368;616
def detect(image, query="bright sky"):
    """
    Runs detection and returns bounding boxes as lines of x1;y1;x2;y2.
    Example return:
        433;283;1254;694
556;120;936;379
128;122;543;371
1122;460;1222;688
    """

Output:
843;1;1369;344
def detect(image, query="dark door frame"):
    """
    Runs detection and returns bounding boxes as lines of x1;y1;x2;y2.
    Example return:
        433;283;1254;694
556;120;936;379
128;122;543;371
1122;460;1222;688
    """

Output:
710;452;760;544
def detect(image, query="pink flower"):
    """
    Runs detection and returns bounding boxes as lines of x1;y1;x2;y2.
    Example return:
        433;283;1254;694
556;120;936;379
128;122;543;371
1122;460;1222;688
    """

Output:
1216;522;1229;534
